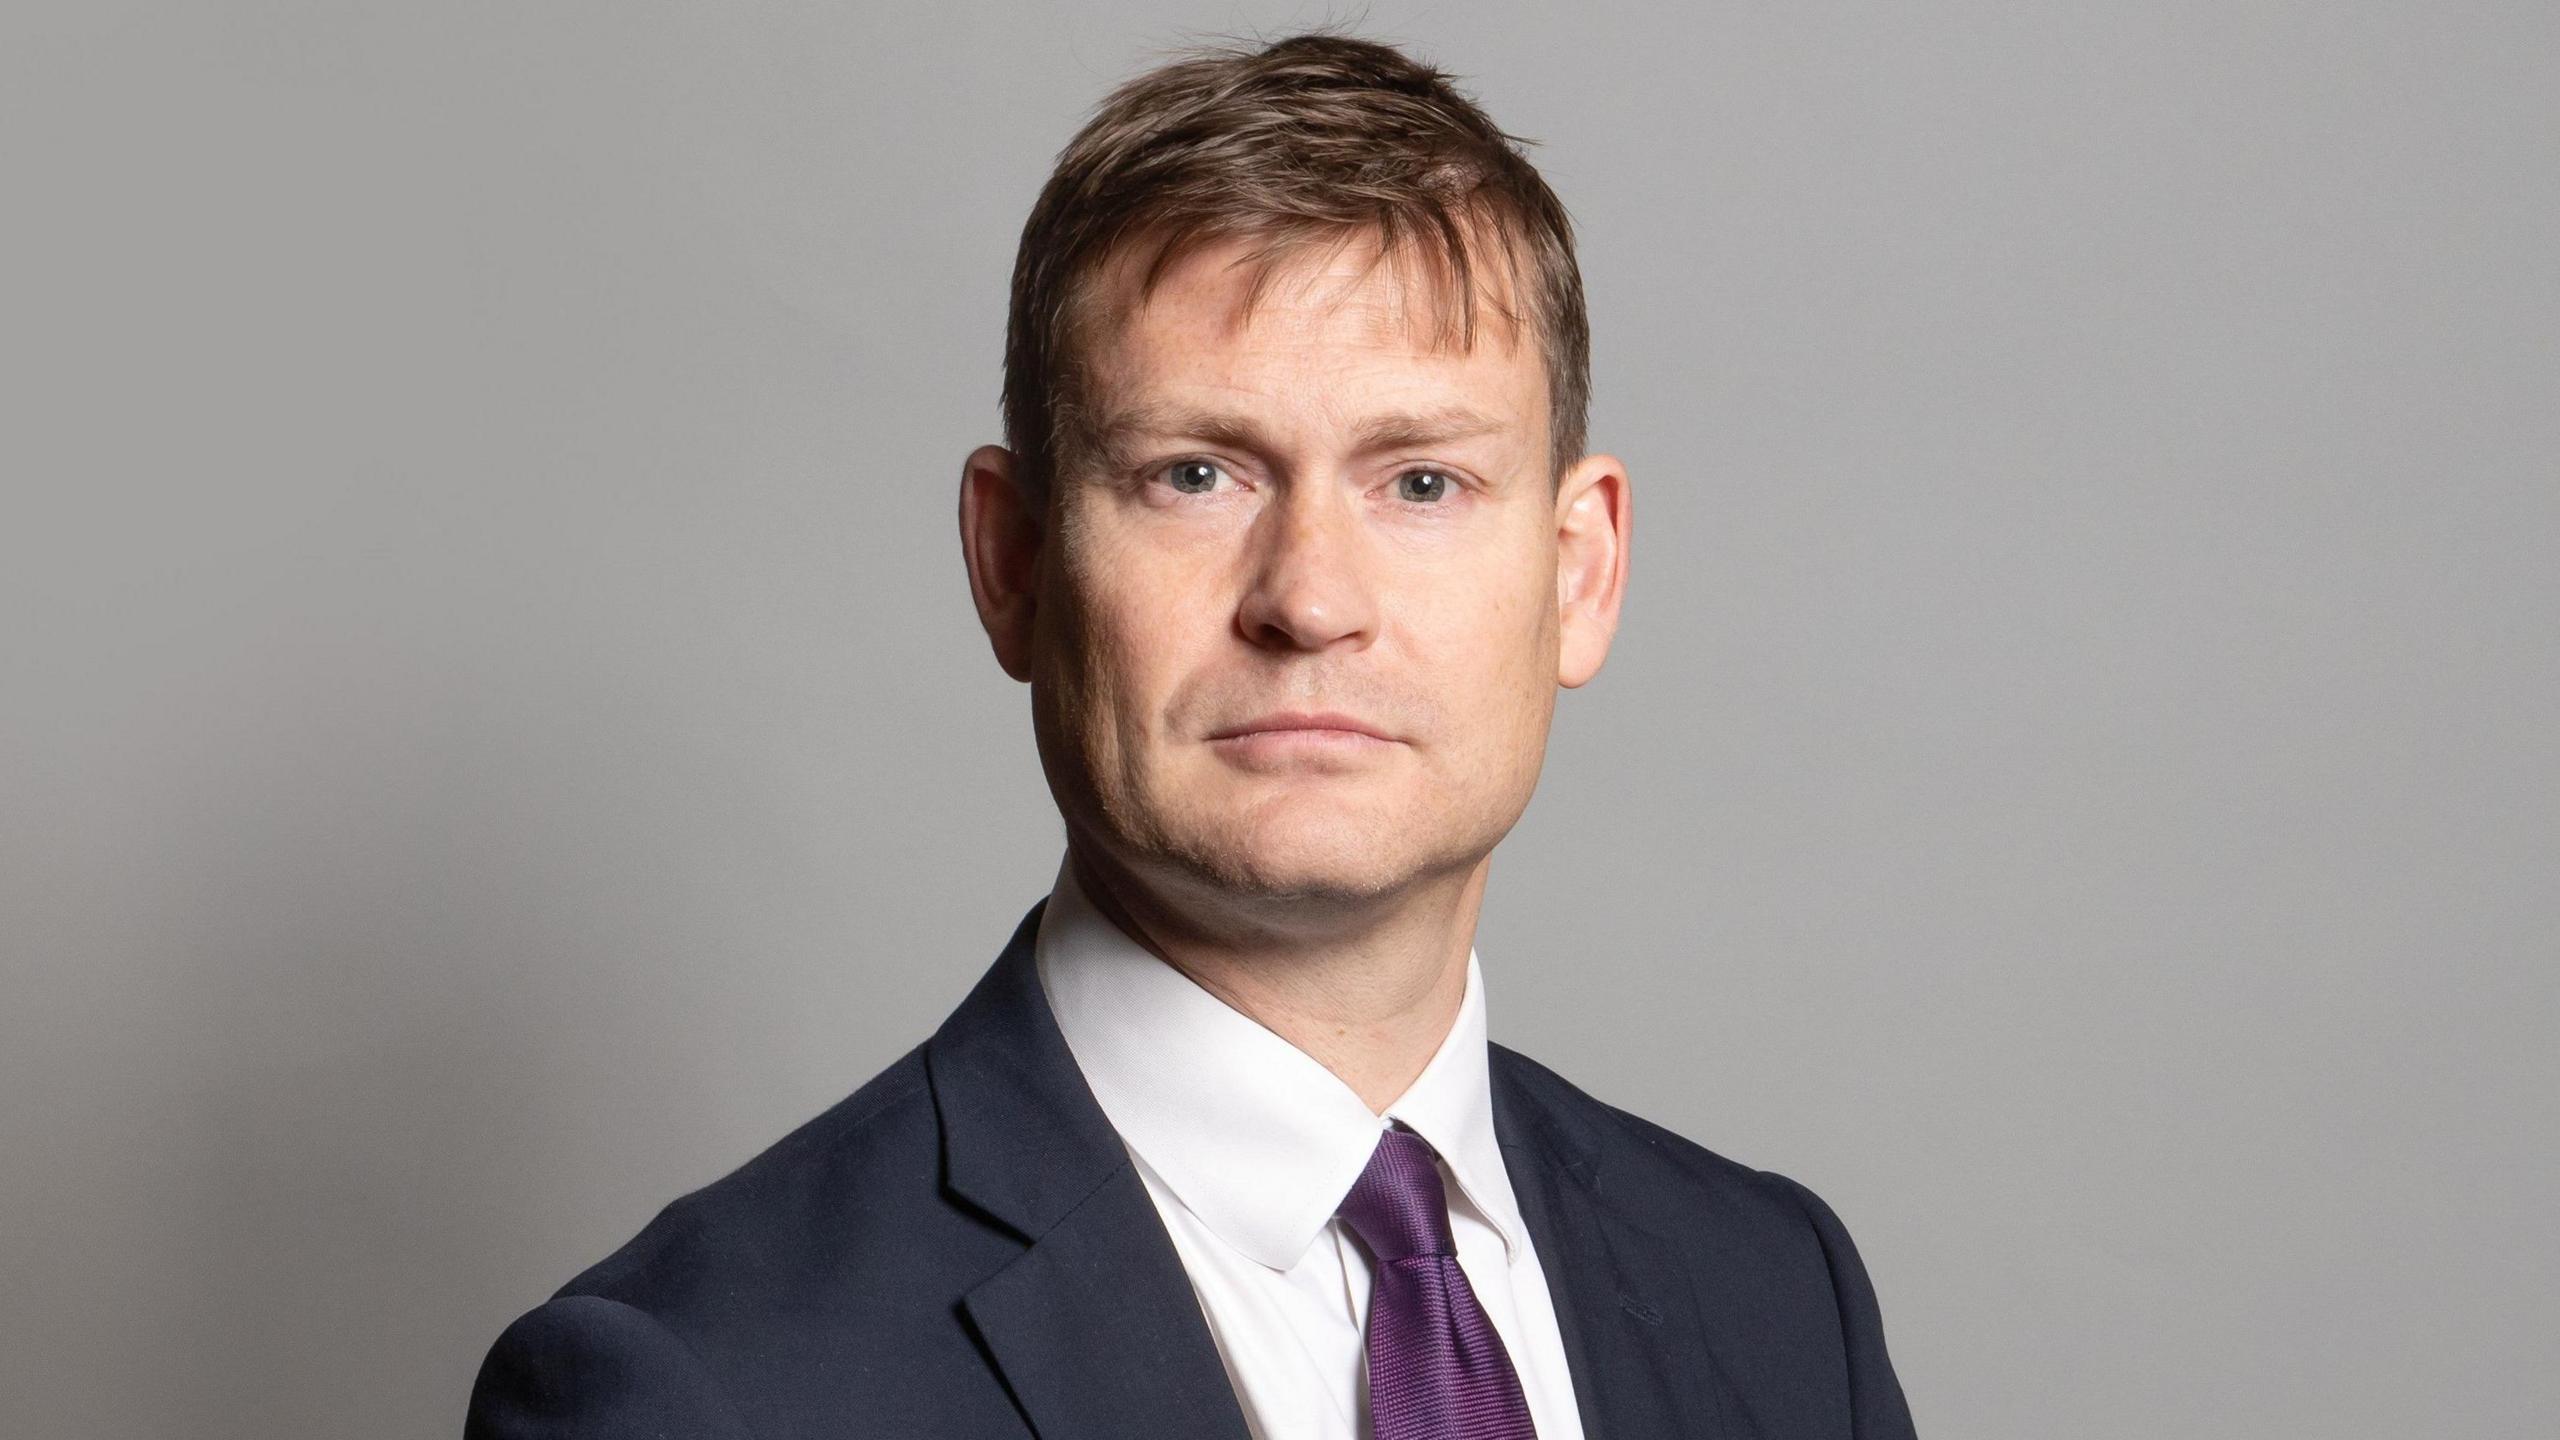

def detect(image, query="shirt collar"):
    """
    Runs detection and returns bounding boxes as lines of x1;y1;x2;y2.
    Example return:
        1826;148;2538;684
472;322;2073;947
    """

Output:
1034;855;1528;1272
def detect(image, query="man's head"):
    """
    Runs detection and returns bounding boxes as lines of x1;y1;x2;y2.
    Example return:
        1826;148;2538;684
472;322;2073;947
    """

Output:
960;32;1630;923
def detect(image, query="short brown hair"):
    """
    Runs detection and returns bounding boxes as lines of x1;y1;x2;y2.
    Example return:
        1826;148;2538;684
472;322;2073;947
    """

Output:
1001;31;1590;504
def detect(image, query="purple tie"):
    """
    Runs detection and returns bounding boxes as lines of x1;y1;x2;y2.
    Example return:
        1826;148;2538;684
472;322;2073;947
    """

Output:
1336;1126;1539;1440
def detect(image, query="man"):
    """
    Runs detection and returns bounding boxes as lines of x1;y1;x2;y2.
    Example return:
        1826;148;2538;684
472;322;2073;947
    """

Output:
468;31;1916;1440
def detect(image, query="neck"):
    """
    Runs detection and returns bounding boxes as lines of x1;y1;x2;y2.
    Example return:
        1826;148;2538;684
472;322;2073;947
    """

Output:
1065;840;1487;1113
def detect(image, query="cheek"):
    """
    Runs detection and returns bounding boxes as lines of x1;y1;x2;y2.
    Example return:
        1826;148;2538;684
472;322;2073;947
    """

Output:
1417;557;1558;752
1056;529;1221;744
1419;531;1555;655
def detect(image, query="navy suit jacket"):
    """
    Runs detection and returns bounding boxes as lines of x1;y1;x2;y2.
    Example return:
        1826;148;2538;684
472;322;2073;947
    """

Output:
467;902;1918;1438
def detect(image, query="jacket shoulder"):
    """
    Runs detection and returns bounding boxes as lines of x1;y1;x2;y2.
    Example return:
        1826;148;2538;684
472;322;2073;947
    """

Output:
1490;1041;1816;1232
1490;1043;1920;1439
558;1035;1008;1322
469;1043;1036;1431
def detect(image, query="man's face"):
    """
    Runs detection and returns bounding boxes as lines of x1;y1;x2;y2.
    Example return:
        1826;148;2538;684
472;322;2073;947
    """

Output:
971;232;1626;911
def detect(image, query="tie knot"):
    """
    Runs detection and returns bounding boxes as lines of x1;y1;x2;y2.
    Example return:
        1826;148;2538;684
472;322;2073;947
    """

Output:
1336;1125;1457;1264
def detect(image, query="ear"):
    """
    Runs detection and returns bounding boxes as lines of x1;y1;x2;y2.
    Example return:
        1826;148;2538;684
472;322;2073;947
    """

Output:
1554;452;1631;689
958;444;1043;682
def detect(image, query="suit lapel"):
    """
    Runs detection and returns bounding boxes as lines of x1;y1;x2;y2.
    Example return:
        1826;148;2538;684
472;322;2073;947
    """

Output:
960;1163;1252;1440
1494;1051;1751;1440
927;902;1251;1440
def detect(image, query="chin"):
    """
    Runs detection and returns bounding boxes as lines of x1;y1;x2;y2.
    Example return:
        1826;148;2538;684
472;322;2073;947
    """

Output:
1158;804;1461;907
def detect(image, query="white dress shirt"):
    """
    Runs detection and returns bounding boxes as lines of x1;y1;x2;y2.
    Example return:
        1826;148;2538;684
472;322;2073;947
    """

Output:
1034;857;1587;1440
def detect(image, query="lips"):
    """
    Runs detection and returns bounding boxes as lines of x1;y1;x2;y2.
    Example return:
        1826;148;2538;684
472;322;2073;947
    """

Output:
1208;711;1394;742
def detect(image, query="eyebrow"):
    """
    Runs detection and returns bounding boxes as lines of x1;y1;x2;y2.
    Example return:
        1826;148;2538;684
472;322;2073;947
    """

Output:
1084;399;1512;470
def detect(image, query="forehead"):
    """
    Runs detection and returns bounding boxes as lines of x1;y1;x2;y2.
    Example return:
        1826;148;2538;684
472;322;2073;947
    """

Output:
1071;228;1548;432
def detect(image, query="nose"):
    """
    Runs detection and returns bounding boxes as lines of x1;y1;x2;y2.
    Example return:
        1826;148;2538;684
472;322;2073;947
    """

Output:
1234;483;1380;653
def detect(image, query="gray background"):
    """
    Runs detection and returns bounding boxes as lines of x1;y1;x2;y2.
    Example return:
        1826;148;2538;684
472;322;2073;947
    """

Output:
5;2;2553;1436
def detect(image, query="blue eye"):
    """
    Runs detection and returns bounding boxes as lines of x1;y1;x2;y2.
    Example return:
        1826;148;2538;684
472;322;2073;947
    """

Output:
1165;460;1224;494
1396;470;1452;503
